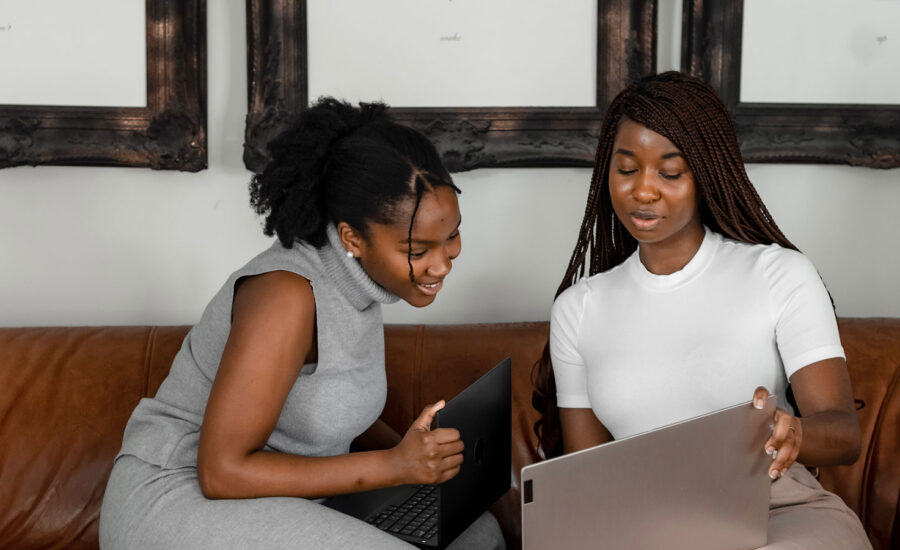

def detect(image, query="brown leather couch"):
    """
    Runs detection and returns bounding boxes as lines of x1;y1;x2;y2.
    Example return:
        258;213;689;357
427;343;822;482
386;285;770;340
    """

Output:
1;319;898;549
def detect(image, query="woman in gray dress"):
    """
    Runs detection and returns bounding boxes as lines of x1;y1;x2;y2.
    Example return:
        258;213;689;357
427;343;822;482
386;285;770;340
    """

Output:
100;98;504;549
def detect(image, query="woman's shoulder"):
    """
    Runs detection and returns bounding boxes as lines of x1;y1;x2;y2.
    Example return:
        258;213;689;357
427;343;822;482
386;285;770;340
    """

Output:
552;261;630;315
715;234;823;297
231;239;322;283
716;234;813;272
232;270;315;327
554;278;589;308
193;242;320;327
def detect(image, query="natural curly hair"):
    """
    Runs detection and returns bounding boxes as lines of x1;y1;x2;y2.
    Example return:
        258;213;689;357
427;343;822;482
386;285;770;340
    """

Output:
249;97;459;280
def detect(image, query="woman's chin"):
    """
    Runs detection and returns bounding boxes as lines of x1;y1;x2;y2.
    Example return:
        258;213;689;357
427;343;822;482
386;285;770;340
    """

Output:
404;295;438;308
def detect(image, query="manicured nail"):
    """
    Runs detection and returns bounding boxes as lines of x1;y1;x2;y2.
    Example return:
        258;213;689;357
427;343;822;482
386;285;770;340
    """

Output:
754;399;764;409
769;470;779;479
781;469;788;477
766;447;775;456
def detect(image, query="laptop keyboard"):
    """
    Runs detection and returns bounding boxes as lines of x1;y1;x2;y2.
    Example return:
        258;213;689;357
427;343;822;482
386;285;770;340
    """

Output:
365;484;439;540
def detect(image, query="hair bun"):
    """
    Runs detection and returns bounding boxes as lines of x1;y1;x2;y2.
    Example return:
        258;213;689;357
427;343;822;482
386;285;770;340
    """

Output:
250;96;455;251
249;97;391;248
284;100;390;198
269;97;388;178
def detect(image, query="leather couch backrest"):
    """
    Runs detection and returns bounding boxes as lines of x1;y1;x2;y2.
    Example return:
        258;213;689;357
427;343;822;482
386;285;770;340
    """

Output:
822;319;900;548
0;327;189;549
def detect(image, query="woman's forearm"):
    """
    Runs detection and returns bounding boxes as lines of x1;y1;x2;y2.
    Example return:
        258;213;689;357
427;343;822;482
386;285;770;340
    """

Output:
796;409;861;467
353;418;403;451
198;447;405;500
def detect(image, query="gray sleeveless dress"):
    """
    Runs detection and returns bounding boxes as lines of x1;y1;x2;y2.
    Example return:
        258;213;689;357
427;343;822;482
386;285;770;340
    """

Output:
99;224;504;550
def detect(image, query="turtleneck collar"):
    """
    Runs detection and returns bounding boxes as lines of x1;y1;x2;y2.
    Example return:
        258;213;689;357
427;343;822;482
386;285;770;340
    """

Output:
627;226;719;291
317;223;399;310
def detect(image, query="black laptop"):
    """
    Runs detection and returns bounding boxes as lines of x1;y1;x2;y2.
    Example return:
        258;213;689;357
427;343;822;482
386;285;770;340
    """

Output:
325;358;511;549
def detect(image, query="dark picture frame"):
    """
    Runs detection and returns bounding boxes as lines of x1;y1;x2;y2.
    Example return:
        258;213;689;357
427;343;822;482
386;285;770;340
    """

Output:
682;0;900;169
0;0;207;172
244;0;656;173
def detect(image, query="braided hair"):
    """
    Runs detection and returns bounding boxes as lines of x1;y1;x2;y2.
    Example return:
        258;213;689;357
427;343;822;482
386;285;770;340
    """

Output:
250;97;459;281
532;71;798;458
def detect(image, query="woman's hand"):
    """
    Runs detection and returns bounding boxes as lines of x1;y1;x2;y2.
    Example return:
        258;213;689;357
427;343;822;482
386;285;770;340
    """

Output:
753;387;803;479
389;400;465;485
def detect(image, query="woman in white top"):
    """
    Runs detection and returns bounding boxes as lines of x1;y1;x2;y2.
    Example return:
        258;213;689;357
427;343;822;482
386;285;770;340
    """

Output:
532;72;871;549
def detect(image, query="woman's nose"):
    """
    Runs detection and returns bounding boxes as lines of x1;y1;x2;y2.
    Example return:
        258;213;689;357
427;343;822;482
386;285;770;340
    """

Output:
429;252;452;277
632;172;660;203
429;242;458;277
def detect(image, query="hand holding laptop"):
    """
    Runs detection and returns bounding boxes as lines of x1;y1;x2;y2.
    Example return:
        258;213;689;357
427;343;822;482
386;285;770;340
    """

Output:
389;400;465;485
752;386;803;480
325;359;512;549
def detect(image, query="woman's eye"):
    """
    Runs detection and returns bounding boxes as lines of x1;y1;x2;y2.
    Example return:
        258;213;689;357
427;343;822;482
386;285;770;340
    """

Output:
409;250;427;258
660;172;682;180
448;232;460;241
617;169;638;176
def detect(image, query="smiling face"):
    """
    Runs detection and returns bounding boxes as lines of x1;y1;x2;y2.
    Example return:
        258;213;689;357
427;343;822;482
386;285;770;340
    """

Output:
608;117;705;267
339;185;461;308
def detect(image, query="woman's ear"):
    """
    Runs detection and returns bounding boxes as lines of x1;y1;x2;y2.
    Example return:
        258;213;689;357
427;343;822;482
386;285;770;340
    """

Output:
336;221;364;258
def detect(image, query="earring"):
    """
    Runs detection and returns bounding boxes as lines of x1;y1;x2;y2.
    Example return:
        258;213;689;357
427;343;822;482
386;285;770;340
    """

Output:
346;250;355;259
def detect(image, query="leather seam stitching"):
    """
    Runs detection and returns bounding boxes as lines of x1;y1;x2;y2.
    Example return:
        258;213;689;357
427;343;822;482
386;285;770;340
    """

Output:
414;325;424;418
142;327;157;397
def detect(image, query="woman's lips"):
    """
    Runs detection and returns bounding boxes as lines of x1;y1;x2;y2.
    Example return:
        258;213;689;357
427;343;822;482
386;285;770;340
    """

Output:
630;211;661;230
416;280;443;296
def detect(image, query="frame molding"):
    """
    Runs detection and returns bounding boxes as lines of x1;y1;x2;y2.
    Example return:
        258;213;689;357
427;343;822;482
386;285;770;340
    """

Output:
244;0;656;173
0;0;207;171
682;0;900;169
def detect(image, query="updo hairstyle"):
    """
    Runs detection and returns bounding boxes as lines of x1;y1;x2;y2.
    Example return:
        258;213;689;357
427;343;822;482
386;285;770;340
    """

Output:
250;97;459;251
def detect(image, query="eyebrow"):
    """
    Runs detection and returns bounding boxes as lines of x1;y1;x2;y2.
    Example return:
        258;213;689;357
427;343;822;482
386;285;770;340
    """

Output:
403;216;463;244
614;148;683;160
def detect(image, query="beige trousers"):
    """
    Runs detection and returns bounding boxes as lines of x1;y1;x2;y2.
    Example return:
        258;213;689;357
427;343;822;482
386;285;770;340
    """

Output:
761;463;872;549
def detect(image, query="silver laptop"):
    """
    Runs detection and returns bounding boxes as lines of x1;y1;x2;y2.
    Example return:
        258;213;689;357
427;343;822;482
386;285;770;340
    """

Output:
521;396;776;550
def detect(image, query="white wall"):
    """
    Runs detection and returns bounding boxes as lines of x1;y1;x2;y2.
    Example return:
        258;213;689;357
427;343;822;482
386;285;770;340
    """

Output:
1;1;898;328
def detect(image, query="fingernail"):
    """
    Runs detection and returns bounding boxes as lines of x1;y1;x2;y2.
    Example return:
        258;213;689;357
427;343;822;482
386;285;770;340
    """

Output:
769;470;779;479
766;447;775;456
754;399;764;410
782;469;788;477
